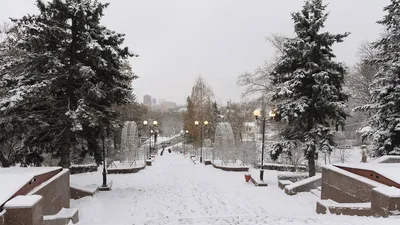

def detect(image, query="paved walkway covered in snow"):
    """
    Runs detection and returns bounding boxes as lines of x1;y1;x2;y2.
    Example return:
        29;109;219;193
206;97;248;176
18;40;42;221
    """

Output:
71;152;400;225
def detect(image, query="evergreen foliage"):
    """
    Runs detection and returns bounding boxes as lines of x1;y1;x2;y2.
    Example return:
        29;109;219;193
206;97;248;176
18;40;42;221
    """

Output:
0;0;136;167
270;0;349;176
357;0;400;156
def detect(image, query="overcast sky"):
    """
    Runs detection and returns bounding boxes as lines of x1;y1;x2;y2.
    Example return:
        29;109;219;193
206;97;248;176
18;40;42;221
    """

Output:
0;0;389;105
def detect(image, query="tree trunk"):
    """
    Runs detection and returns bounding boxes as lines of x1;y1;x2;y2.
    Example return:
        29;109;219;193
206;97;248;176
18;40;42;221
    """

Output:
59;129;71;168
86;129;102;166
0;152;11;167
306;142;317;177
308;156;316;177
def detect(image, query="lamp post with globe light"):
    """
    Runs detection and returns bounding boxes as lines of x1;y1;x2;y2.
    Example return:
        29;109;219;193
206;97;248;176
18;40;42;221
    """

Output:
254;109;276;181
183;130;189;155
195;120;209;163
143;120;158;159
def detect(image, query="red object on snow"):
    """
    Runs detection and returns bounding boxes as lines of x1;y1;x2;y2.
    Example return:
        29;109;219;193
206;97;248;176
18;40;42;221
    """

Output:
244;174;251;182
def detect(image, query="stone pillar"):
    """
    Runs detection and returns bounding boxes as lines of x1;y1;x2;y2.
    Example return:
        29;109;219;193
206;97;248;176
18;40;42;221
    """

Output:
371;187;400;217
0;210;6;225
3;195;43;225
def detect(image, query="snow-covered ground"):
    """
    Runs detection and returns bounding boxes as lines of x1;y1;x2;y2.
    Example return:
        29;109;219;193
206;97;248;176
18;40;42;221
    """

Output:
71;152;400;225
316;146;366;167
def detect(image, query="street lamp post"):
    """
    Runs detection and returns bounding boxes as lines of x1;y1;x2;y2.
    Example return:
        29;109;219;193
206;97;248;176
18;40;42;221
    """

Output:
180;130;184;153
154;129;158;154
143;120;158;159
254;109;275;181
101;126;107;188
195;120;209;163
180;130;189;155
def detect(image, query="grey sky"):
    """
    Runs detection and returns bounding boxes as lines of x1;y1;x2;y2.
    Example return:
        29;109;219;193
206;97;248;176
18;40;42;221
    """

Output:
0;0;389;105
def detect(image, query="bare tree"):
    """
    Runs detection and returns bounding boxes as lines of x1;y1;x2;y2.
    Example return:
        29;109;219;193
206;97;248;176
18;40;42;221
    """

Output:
266;34;288;57
342;42;379;136
337;147;352;163
358;42;378;61
237;34;288;99
346;63;376;106
289;142;304;171
347;42;379;107
237;62;274;98
222;100;257;143
187;76;215;146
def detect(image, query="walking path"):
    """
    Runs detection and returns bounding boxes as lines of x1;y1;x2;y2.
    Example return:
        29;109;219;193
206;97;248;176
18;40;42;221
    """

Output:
71;152;400;225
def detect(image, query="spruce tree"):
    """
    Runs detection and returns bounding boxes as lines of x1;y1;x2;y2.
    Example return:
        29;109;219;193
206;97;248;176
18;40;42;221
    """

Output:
270;0;349;176
0;0;135;167
359;0;400;156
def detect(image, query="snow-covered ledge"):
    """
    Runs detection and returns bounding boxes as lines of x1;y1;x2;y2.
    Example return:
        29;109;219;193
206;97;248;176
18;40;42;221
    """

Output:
4;195;42;209
284;174;321;195
373;187;400;198
3;195;43;225
371;187;400;216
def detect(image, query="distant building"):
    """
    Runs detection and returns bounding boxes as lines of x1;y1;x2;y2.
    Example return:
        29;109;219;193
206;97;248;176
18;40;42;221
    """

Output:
143;95;152;107
152;98;157;106
160;101;177;112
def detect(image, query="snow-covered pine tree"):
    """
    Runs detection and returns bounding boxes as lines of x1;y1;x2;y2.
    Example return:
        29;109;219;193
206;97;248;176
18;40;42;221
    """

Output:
270;0;349;176
0;22;31;167
0;0;135;167
358;0;400;156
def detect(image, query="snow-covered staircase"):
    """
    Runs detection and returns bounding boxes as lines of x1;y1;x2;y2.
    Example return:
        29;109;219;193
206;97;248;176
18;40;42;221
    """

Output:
43;208;79;225
284;174;322;195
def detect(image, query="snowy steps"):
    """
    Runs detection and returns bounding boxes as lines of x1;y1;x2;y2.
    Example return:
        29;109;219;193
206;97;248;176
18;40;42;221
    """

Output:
43;208;79;225
70;183;99;199
310;188;321;198
284;174;322;195
317;200;372;216
278;180;293;189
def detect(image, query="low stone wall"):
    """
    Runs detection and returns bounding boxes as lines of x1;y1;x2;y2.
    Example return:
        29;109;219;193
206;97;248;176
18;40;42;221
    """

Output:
277;173;308;182
257;163;307;172
321;166;381;203
378;156;400;164
107;165;146;174
69;165;98;175
29;169;70;215
204;160;212;165
212;164;249;172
